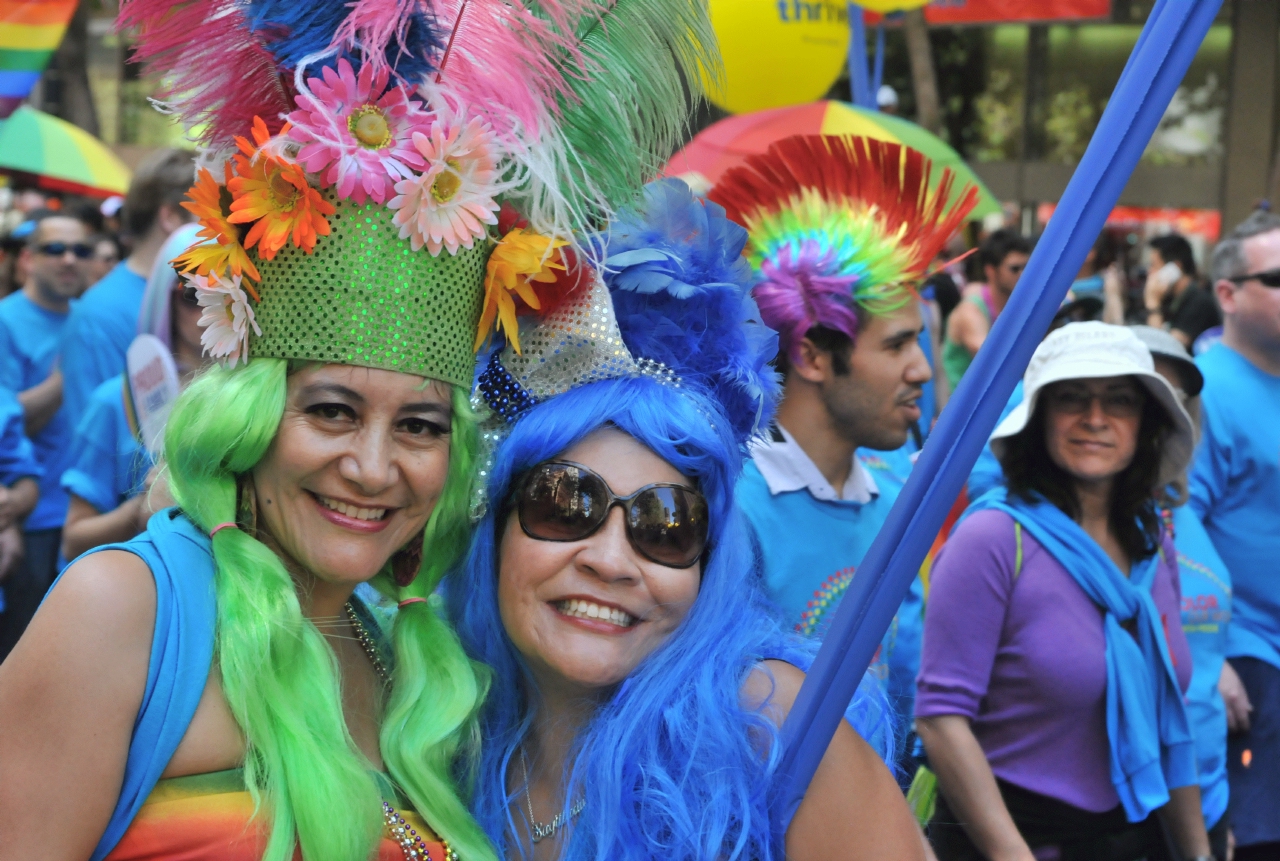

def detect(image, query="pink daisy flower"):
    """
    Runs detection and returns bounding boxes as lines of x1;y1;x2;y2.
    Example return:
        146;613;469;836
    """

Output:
388;118;502;256
287;58;433;205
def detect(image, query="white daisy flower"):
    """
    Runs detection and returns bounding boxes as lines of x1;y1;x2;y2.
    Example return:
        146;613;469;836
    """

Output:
186;271;261;368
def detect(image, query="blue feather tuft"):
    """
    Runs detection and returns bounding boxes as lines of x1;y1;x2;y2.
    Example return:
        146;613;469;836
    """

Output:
245;0;443;81
599;178;782;449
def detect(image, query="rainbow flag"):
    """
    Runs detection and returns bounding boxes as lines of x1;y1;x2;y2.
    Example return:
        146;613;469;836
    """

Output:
0;0;77;120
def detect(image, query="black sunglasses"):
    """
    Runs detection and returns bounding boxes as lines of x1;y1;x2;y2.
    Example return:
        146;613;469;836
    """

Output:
37;241;94;260
1229;268;1280;288
513;461;709;569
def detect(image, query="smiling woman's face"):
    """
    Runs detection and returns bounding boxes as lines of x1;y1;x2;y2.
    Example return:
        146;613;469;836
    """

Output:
251;364;453;587
497;428;702;696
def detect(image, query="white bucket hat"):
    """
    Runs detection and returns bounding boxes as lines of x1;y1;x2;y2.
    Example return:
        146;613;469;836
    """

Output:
990;321;1196;485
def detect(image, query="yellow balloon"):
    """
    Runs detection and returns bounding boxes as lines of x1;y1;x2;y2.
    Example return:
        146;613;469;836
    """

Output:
857;0;929;11
705;0;851;115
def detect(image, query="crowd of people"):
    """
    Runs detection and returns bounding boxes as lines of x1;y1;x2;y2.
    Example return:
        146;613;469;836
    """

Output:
0;149;197;658
0;2;1276;860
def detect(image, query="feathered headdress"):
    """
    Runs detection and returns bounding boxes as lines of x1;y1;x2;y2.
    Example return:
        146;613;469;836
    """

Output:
476;177;780;453
708;134;980;362
117;0;717;382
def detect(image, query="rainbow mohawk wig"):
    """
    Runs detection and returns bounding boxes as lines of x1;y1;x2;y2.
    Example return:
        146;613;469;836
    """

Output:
709;135;979;361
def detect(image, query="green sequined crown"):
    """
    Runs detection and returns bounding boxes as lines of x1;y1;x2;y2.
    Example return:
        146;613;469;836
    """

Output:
249;192;488;388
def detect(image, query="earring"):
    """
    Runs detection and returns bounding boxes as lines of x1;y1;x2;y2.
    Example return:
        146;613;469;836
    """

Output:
392;531;425;587
236;474;259;536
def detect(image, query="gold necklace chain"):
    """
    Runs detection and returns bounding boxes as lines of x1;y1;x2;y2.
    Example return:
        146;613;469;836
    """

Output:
345;602;390;684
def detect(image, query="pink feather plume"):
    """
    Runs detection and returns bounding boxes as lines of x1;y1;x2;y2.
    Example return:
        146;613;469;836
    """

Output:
333;0;428;83
427;0;595;142
118;0;293;149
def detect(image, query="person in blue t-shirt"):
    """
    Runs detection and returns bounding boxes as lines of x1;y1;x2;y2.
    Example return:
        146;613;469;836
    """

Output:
58;148;194;430
1143;326;1234;856
0;212;92;653
0;386;40;621
1192;210;1280;859
59;224;207;560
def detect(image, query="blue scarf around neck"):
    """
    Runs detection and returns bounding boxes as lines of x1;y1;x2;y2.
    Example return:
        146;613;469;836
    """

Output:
967;487;1196;822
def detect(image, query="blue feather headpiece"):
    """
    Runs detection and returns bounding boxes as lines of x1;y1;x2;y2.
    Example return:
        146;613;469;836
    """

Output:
475;178;781;451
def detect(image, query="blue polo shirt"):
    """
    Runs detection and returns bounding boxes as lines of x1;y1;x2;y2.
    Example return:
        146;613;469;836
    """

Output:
1173;505;1232;829
0;386;41;488
60;374;152;515
1189;344;1280;670
59;262;147;431
0;291;72;530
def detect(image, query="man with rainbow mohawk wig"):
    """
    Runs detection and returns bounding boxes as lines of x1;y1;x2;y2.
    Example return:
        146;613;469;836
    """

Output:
709;134;978;752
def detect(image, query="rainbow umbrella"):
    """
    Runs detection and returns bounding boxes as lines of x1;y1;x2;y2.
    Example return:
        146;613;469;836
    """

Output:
665;100;1001;218
0;105;131;197
0;0;77;119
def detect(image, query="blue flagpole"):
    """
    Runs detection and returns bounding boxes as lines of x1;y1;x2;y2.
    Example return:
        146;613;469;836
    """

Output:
848;3;874;109
774;0;1224;824
872;23;885;99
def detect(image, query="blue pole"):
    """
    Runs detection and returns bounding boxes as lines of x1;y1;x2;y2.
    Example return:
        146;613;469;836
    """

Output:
848;3;874;109
872;23;885;100
774;0;1223;825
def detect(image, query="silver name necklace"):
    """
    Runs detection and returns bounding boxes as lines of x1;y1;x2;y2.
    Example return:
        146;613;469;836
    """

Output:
519;748;586;844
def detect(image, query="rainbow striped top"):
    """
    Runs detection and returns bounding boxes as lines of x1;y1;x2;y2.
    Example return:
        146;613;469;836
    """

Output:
104;768;451;861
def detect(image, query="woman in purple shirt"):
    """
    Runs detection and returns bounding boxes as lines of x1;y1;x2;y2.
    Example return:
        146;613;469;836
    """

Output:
917;323;1213;861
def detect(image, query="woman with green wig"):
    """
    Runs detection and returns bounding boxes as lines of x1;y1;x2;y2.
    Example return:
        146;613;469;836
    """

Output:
0;0;717;857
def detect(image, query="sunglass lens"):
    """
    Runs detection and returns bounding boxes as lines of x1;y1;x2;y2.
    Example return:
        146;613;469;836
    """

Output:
1259;271;1280;288
627;486;708;568
519;463;608;541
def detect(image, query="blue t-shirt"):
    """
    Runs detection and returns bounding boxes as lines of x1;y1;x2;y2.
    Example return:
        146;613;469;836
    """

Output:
1189;344;1280;669
1173;505;1231;829
967;381;1024;501
59;262;147;432
0;290;72;530
0;386;41;488
736;457;923;728
61;374;152;515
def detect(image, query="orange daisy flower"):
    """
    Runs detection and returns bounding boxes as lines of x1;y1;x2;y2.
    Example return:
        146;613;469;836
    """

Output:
475;228;568;354
172;162;261;289
228;117;334;261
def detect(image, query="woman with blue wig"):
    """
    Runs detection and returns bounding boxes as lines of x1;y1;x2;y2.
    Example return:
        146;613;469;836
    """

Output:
448;180;922;861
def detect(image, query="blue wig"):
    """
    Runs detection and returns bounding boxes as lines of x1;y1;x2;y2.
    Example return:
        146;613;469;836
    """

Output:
446;376;893;861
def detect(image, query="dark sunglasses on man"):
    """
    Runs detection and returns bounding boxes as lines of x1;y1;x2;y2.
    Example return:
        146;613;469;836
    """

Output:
37;241;95;260
1228;268;1280;288
512;461;709;569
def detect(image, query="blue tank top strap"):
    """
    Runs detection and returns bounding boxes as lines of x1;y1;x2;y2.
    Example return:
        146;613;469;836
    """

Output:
78;507;218;861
